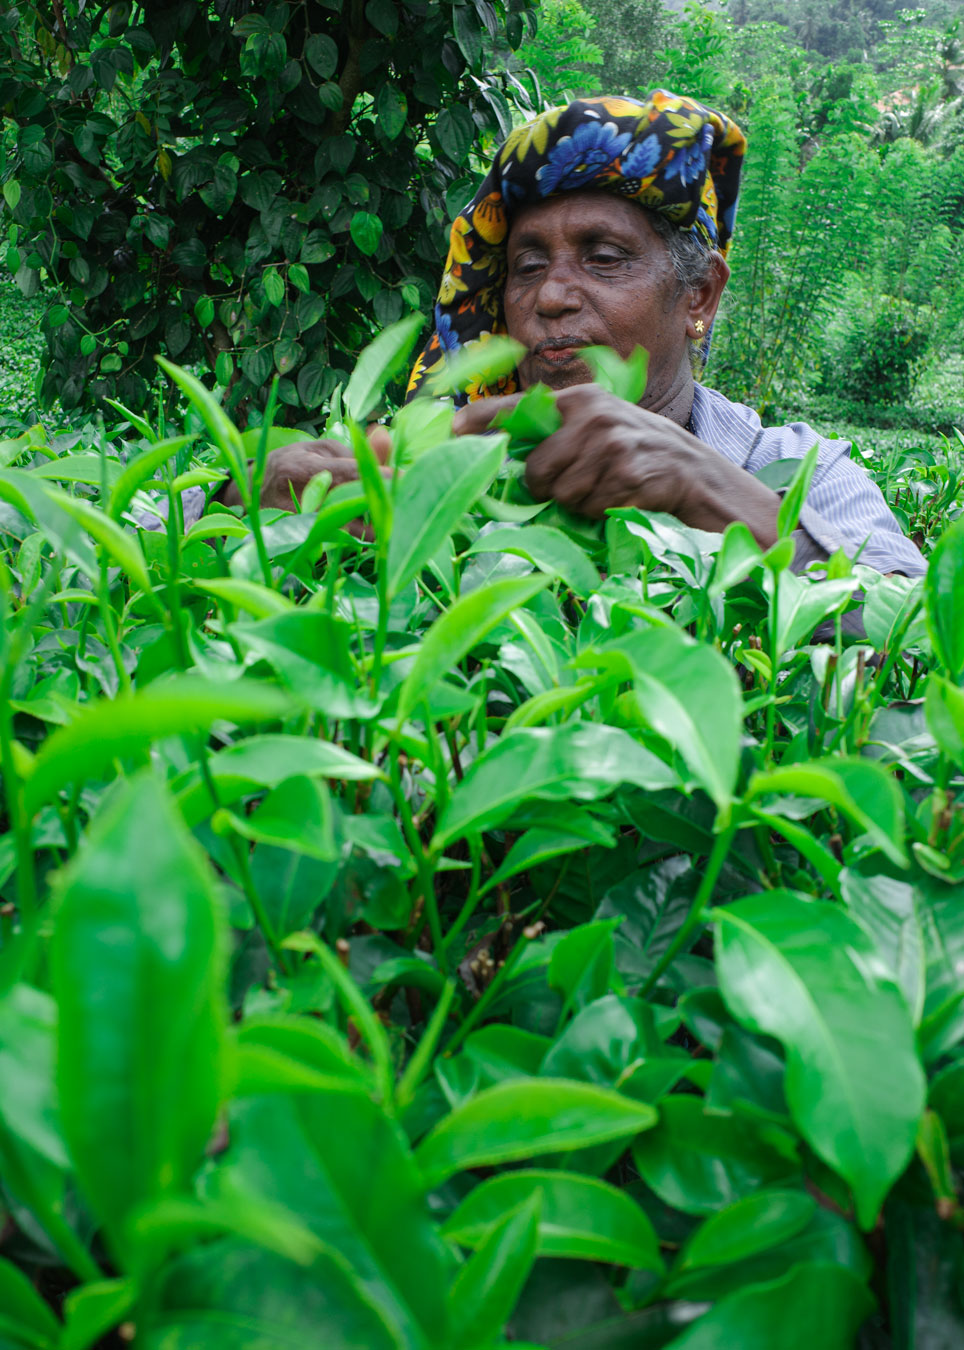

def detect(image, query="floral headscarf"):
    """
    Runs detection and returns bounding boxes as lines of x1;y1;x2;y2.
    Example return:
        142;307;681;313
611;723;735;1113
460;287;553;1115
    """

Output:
406;90;746;404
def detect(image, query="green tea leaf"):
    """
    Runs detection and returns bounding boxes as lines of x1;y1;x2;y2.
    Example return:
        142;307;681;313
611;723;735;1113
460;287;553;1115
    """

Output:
925;673;964;768
433;723;678;850
580;344;648;403
0;984;67;1168
448;1193;541;1347
108;436;196;519
769;570;855;656
666;1262;872;1350
494;383;562;459
387;432;507;598
425;336;526;398
142;1241;400;1349
343;312;425;423
925;517;964;681
468;523;601;597
775;442;820;538
53;773;227;1250
215;774;337;861
24;677;293;817
677;1190;816;1271
61;1279;135;1350
415;1079;656;1187
218;1093;450;1343
444;1169;664;1270
632;1094;798;1214
41;483;154;596
396;574;549;724
0;1254;62;1343
156;357;245;478
714;891;925;1229
174;734;381;828
578;623;743;815
747;757;907;867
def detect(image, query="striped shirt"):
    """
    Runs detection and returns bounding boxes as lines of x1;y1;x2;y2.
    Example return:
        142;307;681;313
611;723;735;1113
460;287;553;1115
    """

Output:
690;384;926;577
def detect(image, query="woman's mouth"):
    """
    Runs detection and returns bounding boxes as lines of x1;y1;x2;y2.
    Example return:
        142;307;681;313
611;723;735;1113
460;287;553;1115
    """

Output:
533;338;587;364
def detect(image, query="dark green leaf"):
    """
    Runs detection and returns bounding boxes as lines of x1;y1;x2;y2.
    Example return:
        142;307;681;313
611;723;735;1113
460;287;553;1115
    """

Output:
349;211;383;257
632;1095;798;1214
665;1262;872;1350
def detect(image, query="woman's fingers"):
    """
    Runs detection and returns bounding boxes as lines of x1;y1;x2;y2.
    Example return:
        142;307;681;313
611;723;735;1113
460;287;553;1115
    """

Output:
452;393;525;435
366;424;393;463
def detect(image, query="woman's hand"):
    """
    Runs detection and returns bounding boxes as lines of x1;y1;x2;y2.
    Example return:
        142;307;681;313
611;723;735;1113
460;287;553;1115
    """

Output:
454;385;781;548
217;427;392;511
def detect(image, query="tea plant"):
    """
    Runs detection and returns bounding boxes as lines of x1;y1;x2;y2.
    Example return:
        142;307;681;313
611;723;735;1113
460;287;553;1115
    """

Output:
1;320;963;1348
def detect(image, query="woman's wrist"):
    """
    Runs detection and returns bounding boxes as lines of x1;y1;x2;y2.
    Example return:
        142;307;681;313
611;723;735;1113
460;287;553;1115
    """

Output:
674;449;780;549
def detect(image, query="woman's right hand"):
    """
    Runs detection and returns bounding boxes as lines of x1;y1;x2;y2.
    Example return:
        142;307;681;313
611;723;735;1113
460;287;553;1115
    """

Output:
218;427;392;511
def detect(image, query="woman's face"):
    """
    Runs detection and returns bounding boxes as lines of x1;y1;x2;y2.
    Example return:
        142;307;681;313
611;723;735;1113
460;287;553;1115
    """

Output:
503;193;698;412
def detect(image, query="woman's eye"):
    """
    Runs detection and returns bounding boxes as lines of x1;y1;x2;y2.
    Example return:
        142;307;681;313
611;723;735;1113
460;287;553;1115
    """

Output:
588;250;624;266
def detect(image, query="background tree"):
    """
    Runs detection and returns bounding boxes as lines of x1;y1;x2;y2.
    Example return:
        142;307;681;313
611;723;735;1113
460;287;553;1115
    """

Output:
0;0;539;421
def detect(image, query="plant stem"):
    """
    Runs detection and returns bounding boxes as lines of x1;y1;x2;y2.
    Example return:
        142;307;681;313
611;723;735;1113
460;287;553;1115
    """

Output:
442;922;541;1058
640;820;738;997
395;979;457;1110
388;743;447;974
442;836;482;955
196;744;291;974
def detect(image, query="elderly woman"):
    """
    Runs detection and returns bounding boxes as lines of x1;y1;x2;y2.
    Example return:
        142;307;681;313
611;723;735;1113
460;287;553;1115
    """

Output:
248;91;925;578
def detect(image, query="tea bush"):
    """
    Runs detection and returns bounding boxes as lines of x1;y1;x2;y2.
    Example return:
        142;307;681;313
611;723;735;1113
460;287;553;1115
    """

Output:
1;323;964;1347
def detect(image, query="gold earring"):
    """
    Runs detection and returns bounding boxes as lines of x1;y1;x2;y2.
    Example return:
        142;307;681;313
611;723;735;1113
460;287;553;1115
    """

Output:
694;319;705;335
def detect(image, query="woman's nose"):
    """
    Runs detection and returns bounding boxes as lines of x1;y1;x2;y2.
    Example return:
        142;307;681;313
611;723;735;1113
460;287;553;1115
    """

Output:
534;260;582;316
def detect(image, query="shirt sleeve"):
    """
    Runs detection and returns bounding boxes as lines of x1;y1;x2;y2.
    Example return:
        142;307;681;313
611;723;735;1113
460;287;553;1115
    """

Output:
689;389;927;578
744;422;927;578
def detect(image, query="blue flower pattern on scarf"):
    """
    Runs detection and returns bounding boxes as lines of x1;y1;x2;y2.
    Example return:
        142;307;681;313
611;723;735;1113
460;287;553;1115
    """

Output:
536;121;633;195
435;309;459;353
621;136;662;179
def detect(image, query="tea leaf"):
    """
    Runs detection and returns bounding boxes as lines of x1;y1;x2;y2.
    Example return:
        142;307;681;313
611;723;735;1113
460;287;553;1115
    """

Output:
714;891;925;1229
664;1262;872;1350
24;677;294;816
343;312;425;422
387;432;507;598
444;1170;664;1270
925;518;964;681
580;344;648;403
396;574;549;724
433;723;679;850
427;336;526;397
53;773;227;1251
447;1193;541;1347
468;523;601;597
416;1079;657;1187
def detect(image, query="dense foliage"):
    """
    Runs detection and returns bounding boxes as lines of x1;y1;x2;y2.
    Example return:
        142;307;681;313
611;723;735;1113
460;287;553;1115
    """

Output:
0;326;963;1346
517;0;964;426
0;0;538;419
3;0;963;431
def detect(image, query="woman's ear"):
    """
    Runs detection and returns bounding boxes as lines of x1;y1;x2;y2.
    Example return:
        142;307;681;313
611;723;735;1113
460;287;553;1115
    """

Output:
686;253;730;341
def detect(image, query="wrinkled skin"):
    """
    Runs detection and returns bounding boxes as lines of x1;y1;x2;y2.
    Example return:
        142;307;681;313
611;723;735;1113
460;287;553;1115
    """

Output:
229;192;781;546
